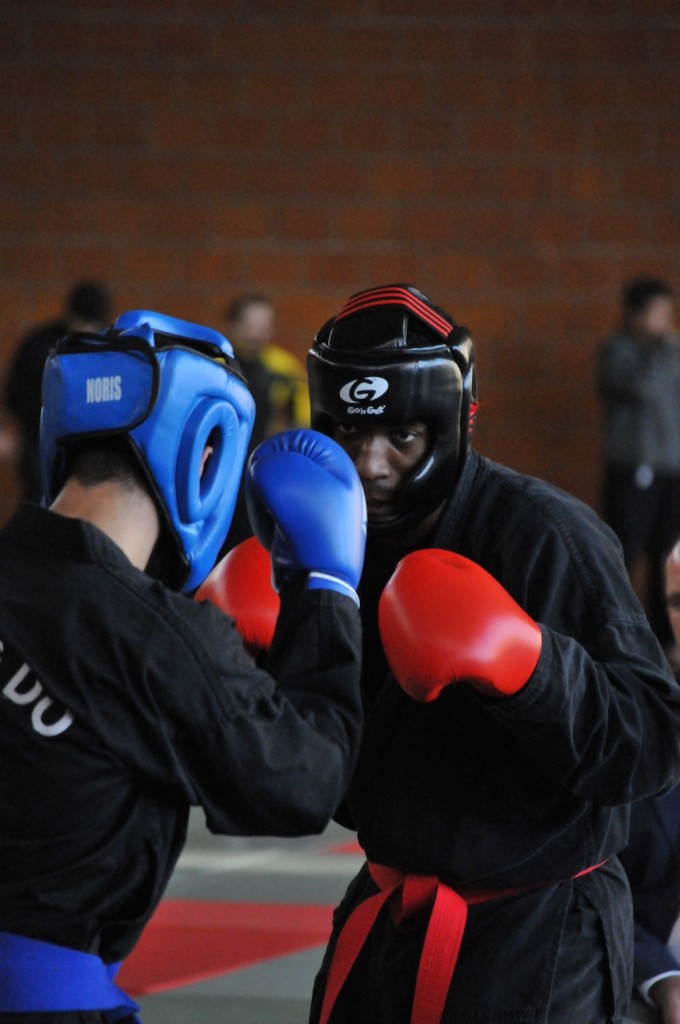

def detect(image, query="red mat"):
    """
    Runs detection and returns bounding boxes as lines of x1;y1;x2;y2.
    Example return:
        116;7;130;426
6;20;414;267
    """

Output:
118;900;333;995
325;839;363;855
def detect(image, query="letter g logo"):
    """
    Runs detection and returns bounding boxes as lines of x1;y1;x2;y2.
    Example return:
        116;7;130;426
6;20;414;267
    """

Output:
339;377;389;404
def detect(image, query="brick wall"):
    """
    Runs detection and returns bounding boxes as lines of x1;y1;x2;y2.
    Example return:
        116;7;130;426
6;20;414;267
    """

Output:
1;0;678;521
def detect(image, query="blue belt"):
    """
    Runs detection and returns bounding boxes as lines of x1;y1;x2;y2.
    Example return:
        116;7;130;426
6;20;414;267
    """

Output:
0;930;140;1021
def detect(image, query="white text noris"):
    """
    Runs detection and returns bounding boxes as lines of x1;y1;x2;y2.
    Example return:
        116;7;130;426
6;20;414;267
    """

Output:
86;375;122;403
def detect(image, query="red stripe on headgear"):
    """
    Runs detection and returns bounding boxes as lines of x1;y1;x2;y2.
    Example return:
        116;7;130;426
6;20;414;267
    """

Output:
334;286;453;339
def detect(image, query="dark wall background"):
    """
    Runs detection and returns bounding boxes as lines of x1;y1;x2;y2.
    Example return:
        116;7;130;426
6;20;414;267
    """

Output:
1;0;678;521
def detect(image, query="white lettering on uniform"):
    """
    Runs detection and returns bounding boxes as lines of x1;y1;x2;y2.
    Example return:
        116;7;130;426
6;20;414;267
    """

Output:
1;640;74;737
31;696;74;737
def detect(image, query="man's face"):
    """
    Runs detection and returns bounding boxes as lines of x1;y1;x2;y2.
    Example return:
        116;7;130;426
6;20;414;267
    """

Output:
228;303;275;360
630;296;675;341
665;546;680;649
331;420;430;530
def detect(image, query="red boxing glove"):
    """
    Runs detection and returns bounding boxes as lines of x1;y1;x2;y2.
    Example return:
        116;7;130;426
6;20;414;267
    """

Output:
196;536;280;656
378;549;542;701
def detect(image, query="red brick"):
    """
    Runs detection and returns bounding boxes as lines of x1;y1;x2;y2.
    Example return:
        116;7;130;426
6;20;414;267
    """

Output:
2;244;55;281
361;158;430;200
53;247;120;284
628;0;680;15
307;251;368;289
306;71;390;112
24;14;125;60
552;257;622;298
560;73;625;112
275;114;336;153
209;201;274;239
146;110;220;152
618;164;677;201
588;207;646;246
150;21;214;61
276;290;344;344
532;209;585;245
212;112;279;150
523;114;587;157
460;23;535;65
19;104;92;147
494;252;559;292
275;205;332;241
332;205;399;242
337;115;403;152
657;26;680;64
555;165;613;203
500;72;564;113
523;25;592;66
277;23;333;62
0;14;22;53
618;70;680;111
467;114;527;155
371;72;428;111
585;115;655;155
588;26;655;65
182;247;249;287
332;25;416;64
431;69;502;110
121;245;190;285
245;249;310;288
207;22;284;63
425;250;495;292
240;70;308;110
653;207;680;248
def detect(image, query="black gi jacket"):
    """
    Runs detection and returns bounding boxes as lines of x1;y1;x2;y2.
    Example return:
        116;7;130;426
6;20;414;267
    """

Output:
0;503;362;969
312;451;680;1024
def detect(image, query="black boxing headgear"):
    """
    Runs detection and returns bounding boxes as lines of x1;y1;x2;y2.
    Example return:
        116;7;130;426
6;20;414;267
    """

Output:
307;284;477;535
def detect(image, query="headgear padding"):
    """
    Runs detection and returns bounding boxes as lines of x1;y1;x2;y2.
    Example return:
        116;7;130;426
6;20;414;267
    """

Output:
308;284;477;534
40;309;255;591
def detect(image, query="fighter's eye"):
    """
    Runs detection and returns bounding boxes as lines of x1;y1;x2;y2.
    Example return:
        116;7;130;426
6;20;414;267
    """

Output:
390;423;428;447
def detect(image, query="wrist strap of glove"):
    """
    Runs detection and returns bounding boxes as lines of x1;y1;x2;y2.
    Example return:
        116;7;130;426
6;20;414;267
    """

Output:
307;572;360;607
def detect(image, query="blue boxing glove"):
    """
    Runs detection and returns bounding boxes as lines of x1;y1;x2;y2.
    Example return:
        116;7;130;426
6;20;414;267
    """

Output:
245;429;366;605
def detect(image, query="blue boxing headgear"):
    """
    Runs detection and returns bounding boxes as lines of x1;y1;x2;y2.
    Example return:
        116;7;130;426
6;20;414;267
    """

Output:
308;285;477;536
40;309;255;592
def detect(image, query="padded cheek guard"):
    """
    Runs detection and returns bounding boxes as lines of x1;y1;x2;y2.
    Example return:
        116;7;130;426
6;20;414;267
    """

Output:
40;312;255;593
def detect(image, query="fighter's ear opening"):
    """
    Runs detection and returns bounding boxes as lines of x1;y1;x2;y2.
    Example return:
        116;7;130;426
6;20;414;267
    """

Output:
200;427;218;479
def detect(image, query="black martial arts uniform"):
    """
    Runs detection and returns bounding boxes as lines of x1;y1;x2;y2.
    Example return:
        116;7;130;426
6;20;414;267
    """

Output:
0;503;362;1023
311;450;680;1024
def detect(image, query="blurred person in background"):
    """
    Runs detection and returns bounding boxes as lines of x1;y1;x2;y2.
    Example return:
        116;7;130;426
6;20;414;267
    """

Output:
1;280;113;503
222;292;310;549
597;276;680;649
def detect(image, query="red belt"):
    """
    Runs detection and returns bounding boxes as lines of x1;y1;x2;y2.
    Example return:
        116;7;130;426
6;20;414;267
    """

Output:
319;860;604;1024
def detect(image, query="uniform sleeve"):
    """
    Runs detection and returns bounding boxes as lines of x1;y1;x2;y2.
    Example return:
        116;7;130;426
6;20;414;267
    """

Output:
632;922;680;992
149;584;363;838
478;496;680;805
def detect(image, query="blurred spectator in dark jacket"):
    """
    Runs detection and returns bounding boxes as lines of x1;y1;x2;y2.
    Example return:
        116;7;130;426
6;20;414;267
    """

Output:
596;276;680;648
1;280;113;502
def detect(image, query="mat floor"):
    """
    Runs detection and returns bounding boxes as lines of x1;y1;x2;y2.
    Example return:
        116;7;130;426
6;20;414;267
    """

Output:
128;809;362;1024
